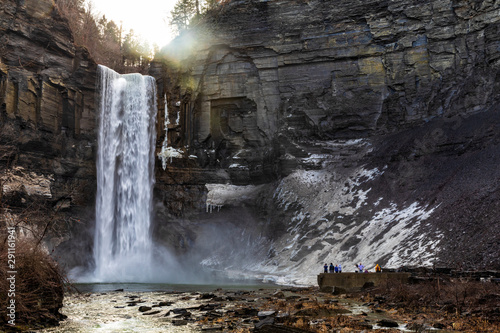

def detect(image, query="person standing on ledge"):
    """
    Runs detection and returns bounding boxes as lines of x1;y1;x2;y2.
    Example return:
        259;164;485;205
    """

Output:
338;264;342;273
329;263;334;273
375;264;381;273
324;263;328;273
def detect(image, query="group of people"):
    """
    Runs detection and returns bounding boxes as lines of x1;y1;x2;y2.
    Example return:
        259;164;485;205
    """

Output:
355;263;382;273
322;262;382;273
323;263;342;273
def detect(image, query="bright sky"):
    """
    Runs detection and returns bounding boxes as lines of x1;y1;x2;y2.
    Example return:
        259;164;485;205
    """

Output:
89;0;177;48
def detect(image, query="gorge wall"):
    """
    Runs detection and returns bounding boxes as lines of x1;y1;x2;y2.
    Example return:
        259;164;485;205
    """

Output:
153;0;500;181
1;0;499;285
151;0;500;284
0;0;97;266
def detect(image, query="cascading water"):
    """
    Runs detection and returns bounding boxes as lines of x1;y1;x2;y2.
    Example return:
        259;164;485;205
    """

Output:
93;65;157;282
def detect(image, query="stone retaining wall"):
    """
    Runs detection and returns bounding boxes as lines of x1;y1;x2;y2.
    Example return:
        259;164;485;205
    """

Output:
318;272;411;292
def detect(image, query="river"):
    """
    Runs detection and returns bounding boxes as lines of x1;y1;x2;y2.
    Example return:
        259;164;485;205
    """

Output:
37;282;279;333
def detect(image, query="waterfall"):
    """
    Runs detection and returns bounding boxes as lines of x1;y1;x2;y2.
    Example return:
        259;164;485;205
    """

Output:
93;65;157;282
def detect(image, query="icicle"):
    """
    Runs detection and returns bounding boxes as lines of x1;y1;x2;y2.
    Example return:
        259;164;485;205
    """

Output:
158;94;170;170
157;95;184;168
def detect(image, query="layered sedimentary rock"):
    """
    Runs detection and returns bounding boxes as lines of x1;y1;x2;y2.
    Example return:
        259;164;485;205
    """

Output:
0;0;97;264
0;0;97;198
152;0;500;284
153;0;500;183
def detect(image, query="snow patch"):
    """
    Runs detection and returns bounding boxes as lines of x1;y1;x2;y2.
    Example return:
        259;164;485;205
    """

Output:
205;184;265;213
248;162;442;285
157;147;183;167
1;166;54;198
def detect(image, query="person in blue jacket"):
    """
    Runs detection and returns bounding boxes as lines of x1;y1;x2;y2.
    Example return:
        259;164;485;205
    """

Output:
324;263;328;273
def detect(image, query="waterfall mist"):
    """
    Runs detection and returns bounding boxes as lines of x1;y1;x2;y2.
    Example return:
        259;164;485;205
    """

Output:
73;66;260;285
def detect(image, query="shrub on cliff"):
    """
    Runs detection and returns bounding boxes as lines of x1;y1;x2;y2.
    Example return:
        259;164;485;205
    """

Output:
0;235;66;331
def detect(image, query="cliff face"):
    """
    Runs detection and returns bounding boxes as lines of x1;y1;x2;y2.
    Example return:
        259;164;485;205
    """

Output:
154;0;500;183
0;0;97;263
1;0;499;285
152;0;500;284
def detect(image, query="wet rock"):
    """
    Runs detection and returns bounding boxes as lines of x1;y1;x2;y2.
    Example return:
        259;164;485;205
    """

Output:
172;319;188;326
324;299;338;304
407;322;431;331
172;308;189;315
138;306;152;312
359;322;374;330
234;307;259;317
199;293;217;300
158;301;174;307
173;312;191;319
285;295;301;301
200;303;221;311
201;325;223;331
258;310;276;318
143;310;161;315
204;310;223;318
213;296;226;302
377;319;399;328
255;315;275;329
433;322;447;329
127;299;144;306
187;305;202;310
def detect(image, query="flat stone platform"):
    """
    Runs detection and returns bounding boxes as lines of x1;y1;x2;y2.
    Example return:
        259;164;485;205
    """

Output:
318;272;411;292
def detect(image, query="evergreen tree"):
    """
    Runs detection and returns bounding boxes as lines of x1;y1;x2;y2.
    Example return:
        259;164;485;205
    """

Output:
169;0;197;33
122;30;141;67
169;0;226;35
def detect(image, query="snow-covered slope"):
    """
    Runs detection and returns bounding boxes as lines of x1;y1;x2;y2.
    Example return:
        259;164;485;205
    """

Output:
185;109;500;285
198;139;443;285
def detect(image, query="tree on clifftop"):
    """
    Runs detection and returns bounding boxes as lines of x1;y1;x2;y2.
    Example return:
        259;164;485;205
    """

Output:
170;0;197;33
169;0;228;35
55;0;153;73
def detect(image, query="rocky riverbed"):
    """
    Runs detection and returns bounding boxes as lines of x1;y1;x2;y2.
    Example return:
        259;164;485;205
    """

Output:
37;287;393;332
37;276;500;332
